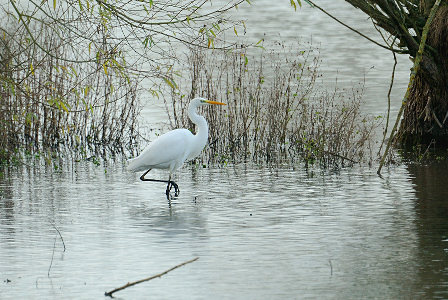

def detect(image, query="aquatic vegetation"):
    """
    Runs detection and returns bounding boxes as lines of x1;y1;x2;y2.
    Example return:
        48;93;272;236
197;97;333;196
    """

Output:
0;23;140;163
165;43;380;167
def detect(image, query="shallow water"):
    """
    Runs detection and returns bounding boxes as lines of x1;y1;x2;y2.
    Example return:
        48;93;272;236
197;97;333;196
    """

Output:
1;161;447;299
2;2;448;299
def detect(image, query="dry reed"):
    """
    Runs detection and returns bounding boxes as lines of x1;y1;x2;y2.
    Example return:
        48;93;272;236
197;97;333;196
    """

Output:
164;43;380;168
0;23;140;163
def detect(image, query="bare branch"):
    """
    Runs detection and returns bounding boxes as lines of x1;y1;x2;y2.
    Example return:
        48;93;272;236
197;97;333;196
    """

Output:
306;0;406;53
104;257;199;297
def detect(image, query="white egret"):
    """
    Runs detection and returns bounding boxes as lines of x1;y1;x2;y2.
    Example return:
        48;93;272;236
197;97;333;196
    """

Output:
127;97;226;197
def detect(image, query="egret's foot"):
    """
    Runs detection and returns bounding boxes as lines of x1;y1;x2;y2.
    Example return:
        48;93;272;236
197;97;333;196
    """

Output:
165;186;170;197
171;181;180;197
166;181;180;197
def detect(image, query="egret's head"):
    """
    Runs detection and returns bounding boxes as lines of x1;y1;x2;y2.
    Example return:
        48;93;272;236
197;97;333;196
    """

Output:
190;97;226;108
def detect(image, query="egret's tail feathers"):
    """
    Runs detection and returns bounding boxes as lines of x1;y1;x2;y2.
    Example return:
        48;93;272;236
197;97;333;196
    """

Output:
127;157;145;172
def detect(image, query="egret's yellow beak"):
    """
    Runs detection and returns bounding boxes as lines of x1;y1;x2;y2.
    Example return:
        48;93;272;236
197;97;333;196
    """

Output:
206;100;226;105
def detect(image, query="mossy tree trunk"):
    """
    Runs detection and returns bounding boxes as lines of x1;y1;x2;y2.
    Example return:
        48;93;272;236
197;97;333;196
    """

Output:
397;6;448;147
343;0;448;149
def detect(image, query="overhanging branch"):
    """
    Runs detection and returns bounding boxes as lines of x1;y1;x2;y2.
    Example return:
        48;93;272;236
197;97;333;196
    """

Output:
305;0;406;53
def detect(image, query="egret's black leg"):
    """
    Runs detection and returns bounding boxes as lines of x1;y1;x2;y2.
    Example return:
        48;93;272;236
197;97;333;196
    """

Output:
165;182;179;199
167;174;180;197
171;181;179;196
165;181;170;197
140;169;180;197
140;169;170;184
140;169;152;181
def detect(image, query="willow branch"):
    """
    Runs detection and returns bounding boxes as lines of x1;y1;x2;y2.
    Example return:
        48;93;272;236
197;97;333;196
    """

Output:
8;0;97;64
97;0;246;26
379;50;397;155
305;0;405;53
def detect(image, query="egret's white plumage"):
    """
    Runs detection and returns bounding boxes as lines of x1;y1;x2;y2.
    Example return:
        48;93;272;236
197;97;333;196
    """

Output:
127;128;196;172
128;97;225;196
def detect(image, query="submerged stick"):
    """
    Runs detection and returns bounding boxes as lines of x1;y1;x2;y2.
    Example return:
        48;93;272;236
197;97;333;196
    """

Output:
104;257;199;297
377;0;441;175
50;221;66;252
48;237;57;277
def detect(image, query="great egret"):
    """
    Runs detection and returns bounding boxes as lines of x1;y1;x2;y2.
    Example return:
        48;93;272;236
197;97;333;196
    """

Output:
128;97;226;197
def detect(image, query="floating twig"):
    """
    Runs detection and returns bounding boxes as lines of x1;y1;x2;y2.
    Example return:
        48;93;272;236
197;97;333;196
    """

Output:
328;259;333;276
104;257;199;297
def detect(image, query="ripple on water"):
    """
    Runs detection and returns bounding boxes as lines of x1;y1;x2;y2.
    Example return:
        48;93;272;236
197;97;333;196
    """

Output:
3;160;444;299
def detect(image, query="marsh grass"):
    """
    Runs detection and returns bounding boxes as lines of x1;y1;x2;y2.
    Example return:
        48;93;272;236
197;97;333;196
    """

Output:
165;43;380;167
0;23;140;163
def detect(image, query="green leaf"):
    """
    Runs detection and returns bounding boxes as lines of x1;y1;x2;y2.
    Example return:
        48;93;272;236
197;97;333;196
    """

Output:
84;86;90;97
149;89;159;98
234;26;238;36
207;37;214;48
70;66;78;77
163;77;177;90
290;0;297;11
59;101;69;113
81;97;88;110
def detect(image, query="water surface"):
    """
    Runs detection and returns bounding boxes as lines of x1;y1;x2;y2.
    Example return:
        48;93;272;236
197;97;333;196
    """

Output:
146;1;412;123
1;161;447;299
2;2;447;299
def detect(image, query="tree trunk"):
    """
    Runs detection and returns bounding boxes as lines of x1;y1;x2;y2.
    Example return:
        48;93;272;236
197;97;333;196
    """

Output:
397;6;448;148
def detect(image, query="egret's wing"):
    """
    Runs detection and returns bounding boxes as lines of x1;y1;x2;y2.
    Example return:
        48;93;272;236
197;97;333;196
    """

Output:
129;129;193;171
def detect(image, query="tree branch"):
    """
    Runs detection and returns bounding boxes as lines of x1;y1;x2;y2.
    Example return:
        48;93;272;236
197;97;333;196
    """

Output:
104;257;199;297
305;0;405;53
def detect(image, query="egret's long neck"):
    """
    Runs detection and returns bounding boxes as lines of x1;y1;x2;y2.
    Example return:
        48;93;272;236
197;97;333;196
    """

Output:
189;104;208;147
